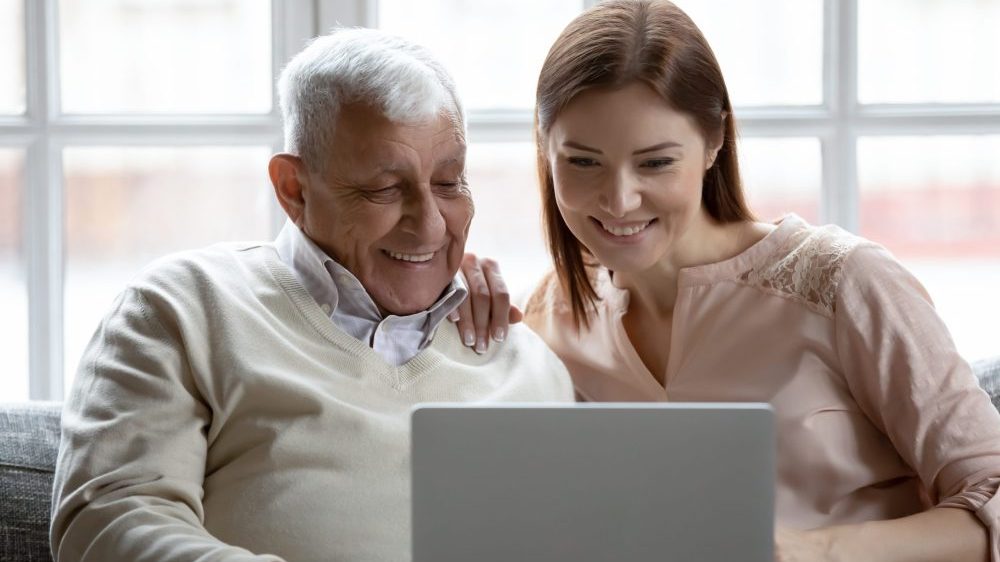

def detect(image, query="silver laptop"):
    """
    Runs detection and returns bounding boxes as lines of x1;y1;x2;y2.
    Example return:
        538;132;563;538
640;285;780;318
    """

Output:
411;403;774;562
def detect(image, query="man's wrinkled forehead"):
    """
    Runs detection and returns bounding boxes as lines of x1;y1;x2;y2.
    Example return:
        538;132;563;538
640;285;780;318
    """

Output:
322;106;466;178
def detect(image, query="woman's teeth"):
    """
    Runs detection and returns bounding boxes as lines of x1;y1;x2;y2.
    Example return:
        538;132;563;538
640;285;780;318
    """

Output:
600;220;651;237
385;250;435;263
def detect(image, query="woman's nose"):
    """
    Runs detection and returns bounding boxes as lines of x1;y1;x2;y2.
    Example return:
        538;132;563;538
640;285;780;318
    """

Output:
599;171;642;218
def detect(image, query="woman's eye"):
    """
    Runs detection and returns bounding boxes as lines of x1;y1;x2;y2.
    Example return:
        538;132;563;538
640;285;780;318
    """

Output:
640;158;674;169
567;156;599;167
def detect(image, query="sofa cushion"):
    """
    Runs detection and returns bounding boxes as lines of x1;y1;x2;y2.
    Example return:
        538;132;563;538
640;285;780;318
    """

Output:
0;402;61;562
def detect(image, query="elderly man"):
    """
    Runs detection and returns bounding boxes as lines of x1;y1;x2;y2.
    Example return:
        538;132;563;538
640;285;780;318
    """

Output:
50;29;573;562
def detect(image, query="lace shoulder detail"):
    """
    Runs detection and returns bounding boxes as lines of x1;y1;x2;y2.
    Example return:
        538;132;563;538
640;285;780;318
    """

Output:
524;270;572;317
737;224;867;316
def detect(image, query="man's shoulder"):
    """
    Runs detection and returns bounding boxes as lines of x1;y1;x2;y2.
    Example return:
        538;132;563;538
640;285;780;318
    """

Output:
129;241;277;294
430;320;563;368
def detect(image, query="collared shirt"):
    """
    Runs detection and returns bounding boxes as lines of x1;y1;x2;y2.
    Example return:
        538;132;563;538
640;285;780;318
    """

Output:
274;221;466;366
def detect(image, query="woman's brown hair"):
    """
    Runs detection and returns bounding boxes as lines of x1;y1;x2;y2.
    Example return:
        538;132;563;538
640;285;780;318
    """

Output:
536;0;753;329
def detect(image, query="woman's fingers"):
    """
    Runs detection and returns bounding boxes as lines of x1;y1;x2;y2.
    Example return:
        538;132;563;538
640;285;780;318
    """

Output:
508;304;524;324
480;258;511;343
455;253;519;353
452;292;476;349
460;253;492;353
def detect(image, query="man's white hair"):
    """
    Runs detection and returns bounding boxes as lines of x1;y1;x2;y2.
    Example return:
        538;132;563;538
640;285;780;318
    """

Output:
277;28;465;172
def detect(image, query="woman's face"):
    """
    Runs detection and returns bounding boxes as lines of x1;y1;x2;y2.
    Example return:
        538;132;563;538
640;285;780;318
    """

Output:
546;82;719;274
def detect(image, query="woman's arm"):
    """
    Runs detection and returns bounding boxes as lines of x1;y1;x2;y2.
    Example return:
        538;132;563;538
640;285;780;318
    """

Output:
829;244;1000;562
778;507;988;562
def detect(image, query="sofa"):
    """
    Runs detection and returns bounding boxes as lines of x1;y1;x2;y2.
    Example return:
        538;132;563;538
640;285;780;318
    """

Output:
3;357;1000;562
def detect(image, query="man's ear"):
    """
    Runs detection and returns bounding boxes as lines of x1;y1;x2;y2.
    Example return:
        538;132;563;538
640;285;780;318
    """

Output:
269;153;309;224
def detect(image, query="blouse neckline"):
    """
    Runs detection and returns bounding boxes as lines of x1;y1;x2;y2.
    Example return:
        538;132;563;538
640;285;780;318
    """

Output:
597;214;807;315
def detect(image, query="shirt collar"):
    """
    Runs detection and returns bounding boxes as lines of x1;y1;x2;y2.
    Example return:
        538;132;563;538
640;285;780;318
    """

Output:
274;219;467;332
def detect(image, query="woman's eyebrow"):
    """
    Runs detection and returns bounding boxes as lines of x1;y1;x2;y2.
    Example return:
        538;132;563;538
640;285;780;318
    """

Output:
633;141;682;155
563;140;602;154
562;140;682;154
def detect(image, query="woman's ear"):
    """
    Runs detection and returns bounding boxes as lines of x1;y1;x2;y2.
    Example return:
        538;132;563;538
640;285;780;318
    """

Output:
269;154;309;224
705;111;728;170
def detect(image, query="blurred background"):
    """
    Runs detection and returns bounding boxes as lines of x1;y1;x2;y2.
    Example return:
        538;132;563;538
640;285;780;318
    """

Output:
1;0;998;401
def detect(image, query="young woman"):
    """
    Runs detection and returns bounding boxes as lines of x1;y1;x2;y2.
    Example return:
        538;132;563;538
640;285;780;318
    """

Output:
455;1;1000;560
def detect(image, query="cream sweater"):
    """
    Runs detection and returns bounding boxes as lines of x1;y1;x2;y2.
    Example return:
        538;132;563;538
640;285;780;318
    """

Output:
51;243;574;562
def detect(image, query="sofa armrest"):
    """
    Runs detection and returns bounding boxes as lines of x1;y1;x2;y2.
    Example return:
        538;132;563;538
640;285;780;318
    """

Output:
1;401;62;562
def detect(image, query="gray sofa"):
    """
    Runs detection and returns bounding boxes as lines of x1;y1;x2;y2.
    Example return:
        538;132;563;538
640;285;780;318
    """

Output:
3;358;1000;562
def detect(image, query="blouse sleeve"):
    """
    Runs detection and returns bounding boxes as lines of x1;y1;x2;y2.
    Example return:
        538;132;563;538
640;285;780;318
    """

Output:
50;287;286;562
834;244;1000;559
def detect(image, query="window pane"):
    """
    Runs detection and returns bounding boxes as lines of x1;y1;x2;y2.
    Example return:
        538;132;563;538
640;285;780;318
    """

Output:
59;0;272;114
378;0;581;111
859;136;1000;361
738;137;821;224
676;0;823;107
0;0;25;114
63;146;274;386
0;149;27;401
465;142;549;302
859;0;1000;104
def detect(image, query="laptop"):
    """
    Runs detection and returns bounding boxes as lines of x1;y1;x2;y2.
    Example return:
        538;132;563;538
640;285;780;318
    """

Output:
411;403;774;562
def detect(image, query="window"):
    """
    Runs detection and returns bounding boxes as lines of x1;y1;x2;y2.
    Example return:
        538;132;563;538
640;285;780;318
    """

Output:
2;0;312;400
0;149;27;401
5;0;999;401
354;0;1000;362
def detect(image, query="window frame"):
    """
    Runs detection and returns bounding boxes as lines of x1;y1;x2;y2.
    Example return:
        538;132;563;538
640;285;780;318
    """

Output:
0;0;315;400
6;0;1000;400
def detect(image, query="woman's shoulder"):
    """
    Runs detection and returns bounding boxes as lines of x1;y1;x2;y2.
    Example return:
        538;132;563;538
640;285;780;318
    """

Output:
524;270;572;321
738;215;885;316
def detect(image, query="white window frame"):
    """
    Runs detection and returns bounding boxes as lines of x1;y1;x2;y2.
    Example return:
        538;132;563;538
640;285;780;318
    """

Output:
338;0;1000;230
8;0;1000;400
2;0;316;400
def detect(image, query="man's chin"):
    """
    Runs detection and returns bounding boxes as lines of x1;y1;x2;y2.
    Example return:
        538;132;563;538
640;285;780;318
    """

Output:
371;285;449;317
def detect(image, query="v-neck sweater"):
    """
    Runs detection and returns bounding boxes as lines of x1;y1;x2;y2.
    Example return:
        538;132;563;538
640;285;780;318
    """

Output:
51;242;574;562
525;214;1000;559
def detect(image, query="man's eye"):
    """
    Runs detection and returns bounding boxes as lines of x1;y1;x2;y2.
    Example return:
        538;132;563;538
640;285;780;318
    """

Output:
640;158;674;169
362;185;402;201
567;156;599;167
433;180;467;196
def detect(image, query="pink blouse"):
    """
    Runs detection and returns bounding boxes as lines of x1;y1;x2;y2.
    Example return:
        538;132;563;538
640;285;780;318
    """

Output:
524;214;1000;557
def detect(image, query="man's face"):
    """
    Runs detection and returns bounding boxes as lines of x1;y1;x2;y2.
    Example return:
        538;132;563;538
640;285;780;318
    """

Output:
298;102;473;316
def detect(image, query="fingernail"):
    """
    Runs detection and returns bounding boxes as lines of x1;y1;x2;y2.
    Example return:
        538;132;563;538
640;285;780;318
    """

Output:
464;331;475;346
447;312;459;322
475;337;487;354
493;328;506;342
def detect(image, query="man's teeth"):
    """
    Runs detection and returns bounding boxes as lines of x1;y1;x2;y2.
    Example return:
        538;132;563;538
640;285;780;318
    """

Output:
386;250;435;263
600;220;651;237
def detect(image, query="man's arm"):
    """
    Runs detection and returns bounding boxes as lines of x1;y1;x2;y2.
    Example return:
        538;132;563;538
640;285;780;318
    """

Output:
51;287;285;562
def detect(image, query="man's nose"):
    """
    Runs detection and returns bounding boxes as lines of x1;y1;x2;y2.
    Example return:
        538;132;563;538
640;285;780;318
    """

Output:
401;188;446;240
599;170;642;219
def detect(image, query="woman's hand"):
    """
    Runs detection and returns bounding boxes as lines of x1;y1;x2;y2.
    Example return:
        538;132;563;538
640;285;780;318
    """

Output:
775;527;837;562
451;253;522;354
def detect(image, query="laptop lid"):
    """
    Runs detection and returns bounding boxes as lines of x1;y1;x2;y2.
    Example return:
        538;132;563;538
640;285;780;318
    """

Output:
412;403;774;562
